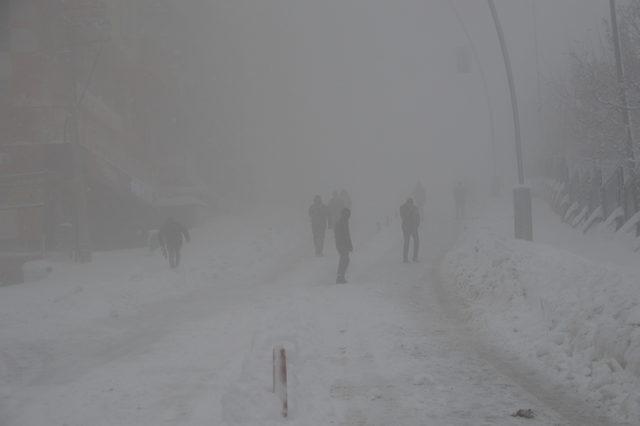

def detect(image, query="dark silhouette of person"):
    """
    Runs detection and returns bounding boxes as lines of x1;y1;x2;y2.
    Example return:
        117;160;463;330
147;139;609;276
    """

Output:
309;195;329;256
158;217;190;268
400;198;420;263
334;208;353;284
454;181;467;220
327;190;344;230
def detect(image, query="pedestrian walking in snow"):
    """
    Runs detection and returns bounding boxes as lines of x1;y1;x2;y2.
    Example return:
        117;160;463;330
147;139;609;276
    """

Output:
328;190;344;230
309;195;329;256
334;208;353;284
158;217;190;268
400;198;420;263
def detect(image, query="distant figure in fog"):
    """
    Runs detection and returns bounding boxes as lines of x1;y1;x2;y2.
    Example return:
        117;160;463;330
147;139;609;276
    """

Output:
158;217;190;268
334;208;353;284
400;198;420;263
309;195;329;256
454;181;467;220
328;190;344;230
339;189;352;210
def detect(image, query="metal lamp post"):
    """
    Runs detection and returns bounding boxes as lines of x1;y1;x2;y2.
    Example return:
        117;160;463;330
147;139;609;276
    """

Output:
487;0;532;241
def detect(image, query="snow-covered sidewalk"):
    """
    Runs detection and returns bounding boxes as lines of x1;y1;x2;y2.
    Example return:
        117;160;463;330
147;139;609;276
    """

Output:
219;228;570;425
441;196;640;425
1;206;580;425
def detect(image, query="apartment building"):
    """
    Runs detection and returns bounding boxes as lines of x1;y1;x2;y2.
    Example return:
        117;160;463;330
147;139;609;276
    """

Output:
0;0;207;256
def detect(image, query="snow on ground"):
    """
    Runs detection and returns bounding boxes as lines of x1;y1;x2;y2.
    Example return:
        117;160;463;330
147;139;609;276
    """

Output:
441;195;640;425
0;202;584;425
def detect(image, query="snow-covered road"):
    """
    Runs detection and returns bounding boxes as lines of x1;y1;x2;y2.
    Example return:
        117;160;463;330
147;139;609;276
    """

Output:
0;210;611;425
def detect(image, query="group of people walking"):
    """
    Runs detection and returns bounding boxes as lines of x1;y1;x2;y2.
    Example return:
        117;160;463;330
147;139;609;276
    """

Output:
155;181;465;278
308;184;426;284
308;181;467;283
309;190;351;256
308;189;353;283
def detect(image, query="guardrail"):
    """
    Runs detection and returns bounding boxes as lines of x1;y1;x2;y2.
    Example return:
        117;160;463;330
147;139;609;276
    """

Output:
544;159;640;237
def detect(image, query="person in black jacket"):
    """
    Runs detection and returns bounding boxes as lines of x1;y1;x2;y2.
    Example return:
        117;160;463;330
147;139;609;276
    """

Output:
158;218;190;268
400;198;420;263
334;208;353;284
309;195;329;256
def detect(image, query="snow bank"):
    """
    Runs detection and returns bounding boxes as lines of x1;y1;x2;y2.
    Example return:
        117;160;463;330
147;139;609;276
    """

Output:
442;229;640;424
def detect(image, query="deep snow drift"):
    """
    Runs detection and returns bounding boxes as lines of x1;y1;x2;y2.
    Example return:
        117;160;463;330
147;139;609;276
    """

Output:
442;196;640;425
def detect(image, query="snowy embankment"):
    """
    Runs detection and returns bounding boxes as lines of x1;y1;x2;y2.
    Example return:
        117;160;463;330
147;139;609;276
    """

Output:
441;226;640;424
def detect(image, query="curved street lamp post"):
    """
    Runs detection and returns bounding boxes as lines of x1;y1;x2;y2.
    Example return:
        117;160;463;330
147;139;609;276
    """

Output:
487;0;532;241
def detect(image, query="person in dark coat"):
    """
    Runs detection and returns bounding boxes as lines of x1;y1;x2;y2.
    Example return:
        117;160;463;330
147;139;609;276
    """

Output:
334;208;353;284
309;195;329;256
327;190;344;230
400;198;420;263
158;217;190;268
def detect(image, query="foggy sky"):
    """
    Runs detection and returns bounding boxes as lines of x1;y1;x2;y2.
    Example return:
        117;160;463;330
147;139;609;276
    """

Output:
203;0;613;217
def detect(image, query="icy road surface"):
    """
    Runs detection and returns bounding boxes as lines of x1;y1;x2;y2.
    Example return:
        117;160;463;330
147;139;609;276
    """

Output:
0;211;611;425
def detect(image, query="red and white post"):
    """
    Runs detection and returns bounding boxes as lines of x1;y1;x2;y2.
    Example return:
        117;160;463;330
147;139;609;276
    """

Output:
272;346;288;418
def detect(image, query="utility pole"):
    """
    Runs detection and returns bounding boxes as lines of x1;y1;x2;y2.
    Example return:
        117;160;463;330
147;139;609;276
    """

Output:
610;0;640;237
609;0;636;168
487;0;532;241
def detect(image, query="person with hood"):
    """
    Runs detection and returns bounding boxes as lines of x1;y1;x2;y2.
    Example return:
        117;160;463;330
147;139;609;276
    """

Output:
158;217;190;268
308;195;329;256
327;190;344;230
400;198;420;263
334;208;353;284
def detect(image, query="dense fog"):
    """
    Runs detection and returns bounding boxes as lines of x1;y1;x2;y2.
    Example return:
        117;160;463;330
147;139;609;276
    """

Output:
202;0;605;215
0;0;613;236
7;2;640;425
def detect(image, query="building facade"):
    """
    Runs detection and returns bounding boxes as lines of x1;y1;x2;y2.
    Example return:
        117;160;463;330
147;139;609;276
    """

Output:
0;0;209;253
